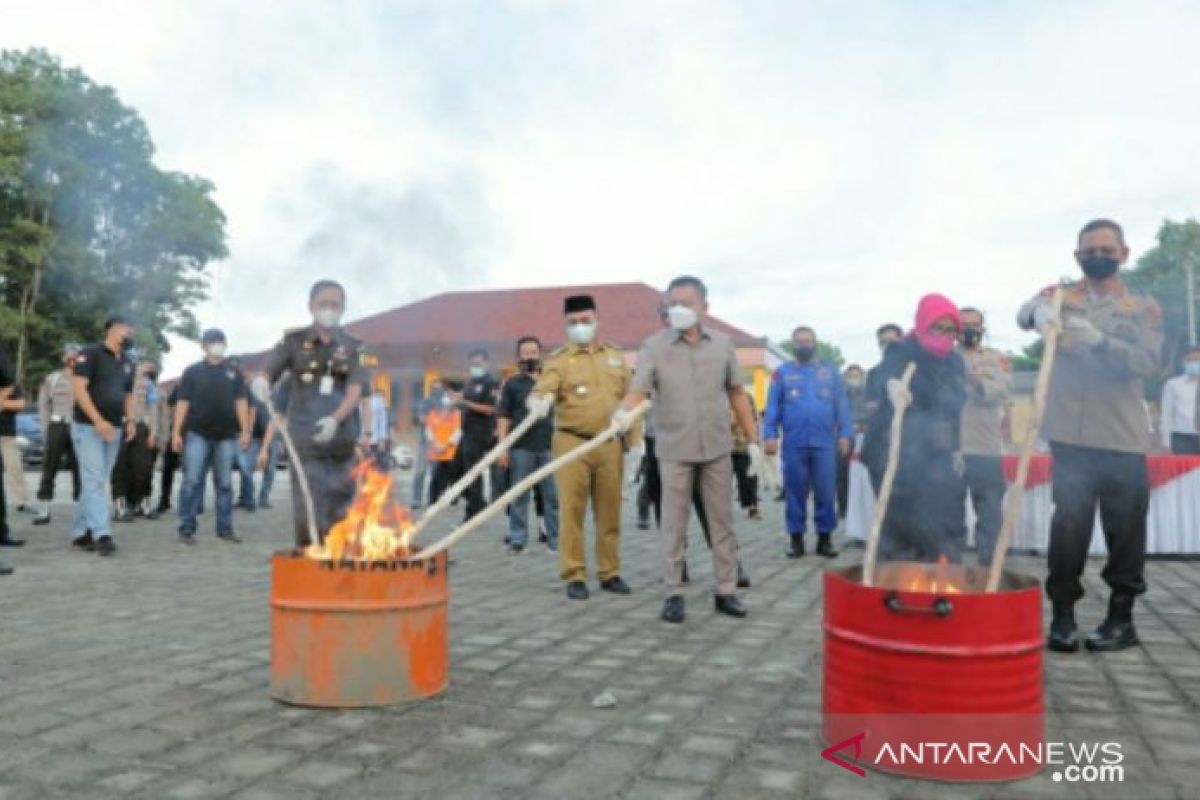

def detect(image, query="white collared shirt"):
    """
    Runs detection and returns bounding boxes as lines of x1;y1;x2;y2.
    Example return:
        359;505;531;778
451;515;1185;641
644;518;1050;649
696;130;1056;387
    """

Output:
1159;374;1198;445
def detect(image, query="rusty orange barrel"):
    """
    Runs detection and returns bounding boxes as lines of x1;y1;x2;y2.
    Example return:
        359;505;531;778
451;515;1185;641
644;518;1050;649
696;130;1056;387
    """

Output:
270;551;449;707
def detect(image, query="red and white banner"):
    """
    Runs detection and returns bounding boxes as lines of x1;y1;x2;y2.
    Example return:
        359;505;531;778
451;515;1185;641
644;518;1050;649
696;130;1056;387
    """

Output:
846;456;1200;555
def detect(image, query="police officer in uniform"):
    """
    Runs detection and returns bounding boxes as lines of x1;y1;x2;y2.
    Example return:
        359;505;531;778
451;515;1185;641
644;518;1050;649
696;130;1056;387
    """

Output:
530;295;634;600
958;308;1012;567
263;280;370;547
763;326;852;559
1018;218;1163;653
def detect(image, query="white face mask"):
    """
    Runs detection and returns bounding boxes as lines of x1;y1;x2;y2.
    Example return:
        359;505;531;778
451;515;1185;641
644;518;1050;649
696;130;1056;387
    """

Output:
567;322;596;345
667;305;699;332
206;343;227;358
315;309;342;329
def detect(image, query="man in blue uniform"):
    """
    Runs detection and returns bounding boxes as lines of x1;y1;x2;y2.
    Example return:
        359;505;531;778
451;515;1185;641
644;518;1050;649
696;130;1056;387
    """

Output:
763;326;852;558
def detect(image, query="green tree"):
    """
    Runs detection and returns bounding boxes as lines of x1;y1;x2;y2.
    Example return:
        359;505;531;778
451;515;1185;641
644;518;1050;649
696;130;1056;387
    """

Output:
777;338;846;368
1124;218;1200;377
0;48;227;387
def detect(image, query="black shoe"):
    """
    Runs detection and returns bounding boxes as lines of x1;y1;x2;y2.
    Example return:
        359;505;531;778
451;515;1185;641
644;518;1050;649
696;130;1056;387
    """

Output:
681;562;690;585
737;561;751;589
72;532;96;551
96;537;116;556
179;534;195;546
508;544;524;555
0;535;25;547
33;513;51;526
258;500;271;510
238;502;256;512
600;576;631;595
218;532;242;543
1047;602;1079;653
714;594;747;618
636;520;650;531
0;561;12;575
787;536;805;558
816;537;838;558
538;531;548;543
1085;595;1139;652
566;581;589;600
661;595;685;623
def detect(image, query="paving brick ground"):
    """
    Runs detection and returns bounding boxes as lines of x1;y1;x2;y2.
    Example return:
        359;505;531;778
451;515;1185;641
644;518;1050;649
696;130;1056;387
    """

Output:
1;470;1198;799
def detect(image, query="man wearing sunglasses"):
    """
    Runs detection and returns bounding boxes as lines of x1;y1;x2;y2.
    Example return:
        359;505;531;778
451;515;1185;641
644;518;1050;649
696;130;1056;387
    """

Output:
1018;218;1163;654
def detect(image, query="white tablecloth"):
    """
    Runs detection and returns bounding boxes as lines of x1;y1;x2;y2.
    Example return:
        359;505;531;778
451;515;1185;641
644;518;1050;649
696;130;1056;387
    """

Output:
845;459;1200;555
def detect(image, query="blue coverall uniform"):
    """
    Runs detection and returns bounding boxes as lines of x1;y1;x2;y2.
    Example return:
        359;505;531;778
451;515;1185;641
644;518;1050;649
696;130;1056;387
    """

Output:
763;360;852;541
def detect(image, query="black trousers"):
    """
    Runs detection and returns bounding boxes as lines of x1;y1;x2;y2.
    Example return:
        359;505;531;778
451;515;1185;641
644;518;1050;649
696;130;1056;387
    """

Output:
290;451;356;547
1046;442;1148;603
880;455;967;563
0;442;8;538
731;451;758;509
111;422;154;505
429;460;456;506
159;447;180;509
37;420;80;501
459;437;490;519
836;444;854;516
1170;433;1200;455
964;454;1006;567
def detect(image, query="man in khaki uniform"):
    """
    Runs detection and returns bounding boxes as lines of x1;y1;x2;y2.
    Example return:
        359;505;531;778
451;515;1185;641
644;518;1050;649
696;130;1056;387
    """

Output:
1018;218;1162;654
958;308;1012;568
531;294;633;600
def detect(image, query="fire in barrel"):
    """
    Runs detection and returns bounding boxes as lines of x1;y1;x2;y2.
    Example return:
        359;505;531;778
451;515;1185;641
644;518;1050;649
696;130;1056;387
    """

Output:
271;462;448;708
823;558;1044;781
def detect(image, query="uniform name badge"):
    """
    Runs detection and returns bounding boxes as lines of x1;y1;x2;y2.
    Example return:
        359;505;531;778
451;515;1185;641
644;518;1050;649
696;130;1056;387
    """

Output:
319;375;334;396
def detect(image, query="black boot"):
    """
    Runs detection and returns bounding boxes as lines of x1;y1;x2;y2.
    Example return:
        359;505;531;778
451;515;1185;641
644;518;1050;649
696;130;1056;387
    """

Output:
1047;601;1079;653
1085;594;1139;652
787;535;805;559
736;560;751;588
816;536;838;558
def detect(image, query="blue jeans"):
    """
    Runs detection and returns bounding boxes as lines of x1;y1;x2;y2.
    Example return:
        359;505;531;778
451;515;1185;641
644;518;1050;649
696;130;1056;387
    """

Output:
237;439;262;506
259;439;280;505
507;448;558;548
178;432;237;536
70;422;123;539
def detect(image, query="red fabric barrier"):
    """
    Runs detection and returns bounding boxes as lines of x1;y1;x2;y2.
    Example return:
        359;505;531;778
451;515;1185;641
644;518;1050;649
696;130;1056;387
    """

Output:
1001;454;1200;491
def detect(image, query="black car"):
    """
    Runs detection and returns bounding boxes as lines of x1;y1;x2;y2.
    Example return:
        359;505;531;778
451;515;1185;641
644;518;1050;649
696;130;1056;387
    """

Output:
15;411;44;467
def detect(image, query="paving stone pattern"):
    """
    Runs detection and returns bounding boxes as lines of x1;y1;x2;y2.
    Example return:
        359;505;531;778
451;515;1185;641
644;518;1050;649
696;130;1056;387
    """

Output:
1;474;1198;799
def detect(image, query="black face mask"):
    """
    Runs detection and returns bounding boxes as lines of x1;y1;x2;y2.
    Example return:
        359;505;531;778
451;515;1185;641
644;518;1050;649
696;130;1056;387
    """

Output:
961;327;982;347
120;336;133;353
1080;256;1120;280
794;345;815;362
519;358;541;374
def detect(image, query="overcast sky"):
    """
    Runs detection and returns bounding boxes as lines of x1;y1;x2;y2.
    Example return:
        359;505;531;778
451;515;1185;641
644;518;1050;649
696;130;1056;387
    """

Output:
5;0;1199;378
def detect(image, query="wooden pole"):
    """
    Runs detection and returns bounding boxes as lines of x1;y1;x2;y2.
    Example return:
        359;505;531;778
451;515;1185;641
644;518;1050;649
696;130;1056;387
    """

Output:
407;401;651;561
986;287;1065;592
862;362;917;588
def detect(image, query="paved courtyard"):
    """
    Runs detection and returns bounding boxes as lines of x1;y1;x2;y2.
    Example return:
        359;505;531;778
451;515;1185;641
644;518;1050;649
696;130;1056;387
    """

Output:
1;471;1198;800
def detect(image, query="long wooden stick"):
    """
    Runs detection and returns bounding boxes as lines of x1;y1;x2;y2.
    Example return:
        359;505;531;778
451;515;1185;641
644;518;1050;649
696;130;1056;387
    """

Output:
405;401;651;561
862;362;917;588
406;404;546;541
255;389;319;547
987;287;1065;591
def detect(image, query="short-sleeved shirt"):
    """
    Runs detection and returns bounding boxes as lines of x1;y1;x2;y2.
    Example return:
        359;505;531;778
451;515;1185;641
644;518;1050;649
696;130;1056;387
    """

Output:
497;372;553;452
262;326;368;457
631;327;744;463
179;360;248;441
460;373;499;443
73;343;134;426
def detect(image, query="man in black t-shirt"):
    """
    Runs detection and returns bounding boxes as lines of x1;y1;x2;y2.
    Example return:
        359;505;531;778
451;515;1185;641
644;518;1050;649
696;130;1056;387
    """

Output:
457;348;499;521
172;329;251;544
497;337;558;553
70;315;137;556
0;345;22;565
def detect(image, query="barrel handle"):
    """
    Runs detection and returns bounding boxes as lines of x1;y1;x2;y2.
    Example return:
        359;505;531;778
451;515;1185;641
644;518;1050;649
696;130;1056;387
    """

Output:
883;591;954;617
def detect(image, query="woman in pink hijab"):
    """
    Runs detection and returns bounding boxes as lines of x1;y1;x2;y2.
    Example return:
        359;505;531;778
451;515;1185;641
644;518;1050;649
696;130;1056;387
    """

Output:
860;294;969;563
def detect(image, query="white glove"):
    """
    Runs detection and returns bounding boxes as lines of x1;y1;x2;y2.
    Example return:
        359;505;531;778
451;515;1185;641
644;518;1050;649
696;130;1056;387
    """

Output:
886;378;912;409
525;392;554;419
746;443;766;478
313;416;338;444
1062;315;1104;348
611;407;635;435
1031;303;1060;333
249;375;271;404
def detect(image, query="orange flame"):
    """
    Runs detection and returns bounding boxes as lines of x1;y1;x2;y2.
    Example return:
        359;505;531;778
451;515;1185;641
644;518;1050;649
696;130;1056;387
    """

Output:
305;461;416;561
892;555;965;594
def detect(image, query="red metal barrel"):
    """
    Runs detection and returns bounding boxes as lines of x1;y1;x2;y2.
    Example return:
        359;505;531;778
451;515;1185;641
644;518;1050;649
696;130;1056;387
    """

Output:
270;552;449;708
823;564;1044;781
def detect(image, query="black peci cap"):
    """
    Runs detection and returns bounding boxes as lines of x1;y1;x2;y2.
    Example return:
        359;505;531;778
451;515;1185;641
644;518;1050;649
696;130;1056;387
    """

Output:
201;328;227;344
564;295;596;314
104;314;132;331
